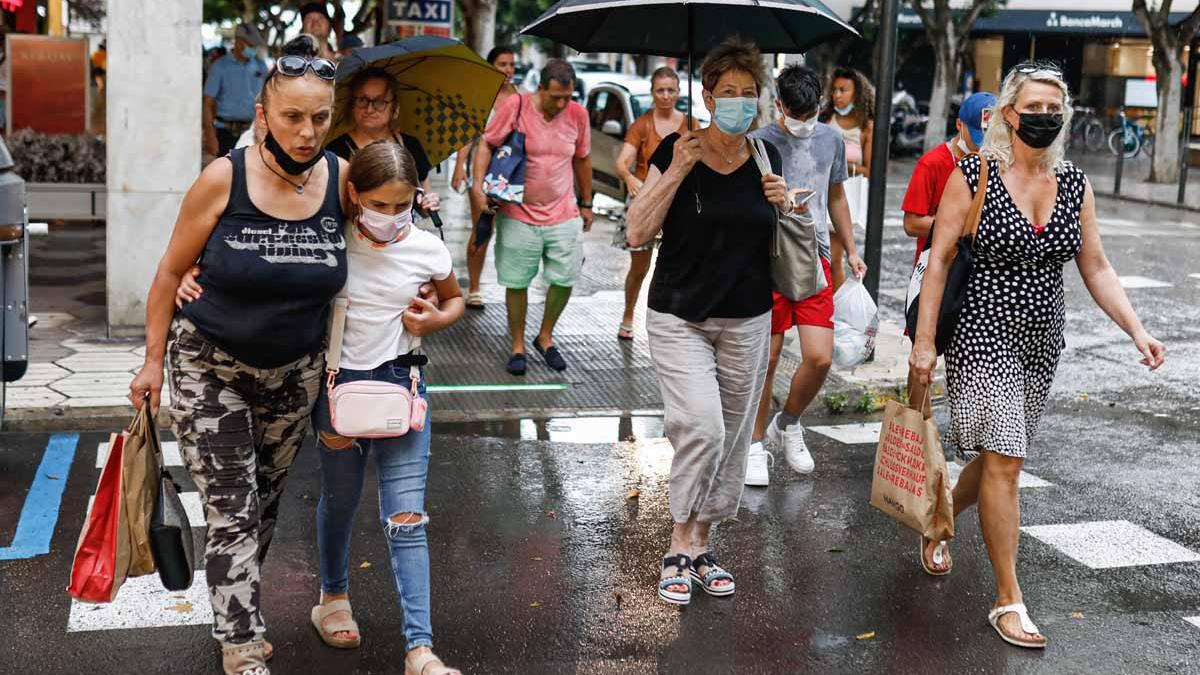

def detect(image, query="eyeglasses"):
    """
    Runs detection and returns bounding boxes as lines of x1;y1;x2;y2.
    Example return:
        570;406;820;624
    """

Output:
354;95;394;111
274;55;337;80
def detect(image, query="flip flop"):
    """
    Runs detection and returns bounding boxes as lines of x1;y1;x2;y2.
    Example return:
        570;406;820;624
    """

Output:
466;292;485;310
617;323;634;341
988;603;1047;649
920;537;952;576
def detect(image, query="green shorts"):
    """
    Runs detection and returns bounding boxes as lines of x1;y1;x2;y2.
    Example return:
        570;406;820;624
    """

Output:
495;214;584;289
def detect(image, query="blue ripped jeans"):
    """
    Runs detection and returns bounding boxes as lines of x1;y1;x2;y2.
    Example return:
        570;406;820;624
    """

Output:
312;358;433;650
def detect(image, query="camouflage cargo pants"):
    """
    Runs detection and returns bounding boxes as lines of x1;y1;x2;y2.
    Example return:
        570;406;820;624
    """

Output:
167;317;323;646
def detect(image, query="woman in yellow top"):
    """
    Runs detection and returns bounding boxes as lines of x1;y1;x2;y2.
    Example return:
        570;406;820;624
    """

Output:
820;67;874;291
613;67;697;340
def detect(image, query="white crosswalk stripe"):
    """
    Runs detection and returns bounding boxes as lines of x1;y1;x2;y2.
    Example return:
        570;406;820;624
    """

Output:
89;491;204;528
946;461;1052;489
1021;520;1200;569
96;441;183;468
1118;275;1173;289
67;572;212;632
1184;617;1200;630
808;422;882;445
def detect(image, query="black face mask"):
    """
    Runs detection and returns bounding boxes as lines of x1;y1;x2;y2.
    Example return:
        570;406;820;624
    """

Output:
263;129;323;175
1014;112;1064;149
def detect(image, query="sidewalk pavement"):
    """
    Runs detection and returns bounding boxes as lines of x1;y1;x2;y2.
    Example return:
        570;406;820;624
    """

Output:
4;166;927;431
1071;150;1200;211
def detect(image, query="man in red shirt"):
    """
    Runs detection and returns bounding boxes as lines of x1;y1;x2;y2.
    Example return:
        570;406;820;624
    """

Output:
901;92;996;264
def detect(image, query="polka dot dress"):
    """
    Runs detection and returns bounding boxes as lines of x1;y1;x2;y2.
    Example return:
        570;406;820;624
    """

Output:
945;154;1085;459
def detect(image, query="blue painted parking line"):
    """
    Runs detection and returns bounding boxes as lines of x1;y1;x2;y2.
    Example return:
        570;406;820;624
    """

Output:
0;433;80;561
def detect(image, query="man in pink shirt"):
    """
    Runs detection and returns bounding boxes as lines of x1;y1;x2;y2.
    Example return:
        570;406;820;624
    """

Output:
472;59;594;375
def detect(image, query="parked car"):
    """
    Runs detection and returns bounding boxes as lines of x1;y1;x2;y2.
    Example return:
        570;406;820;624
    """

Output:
0;136;29;428
586;79;710;201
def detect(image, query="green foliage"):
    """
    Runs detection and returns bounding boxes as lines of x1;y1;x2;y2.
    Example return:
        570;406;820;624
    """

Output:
855;391;876;414
496;0;557;49
824;392;850;415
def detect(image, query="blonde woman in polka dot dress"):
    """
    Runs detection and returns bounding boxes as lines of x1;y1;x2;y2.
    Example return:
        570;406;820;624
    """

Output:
909;63;1165;650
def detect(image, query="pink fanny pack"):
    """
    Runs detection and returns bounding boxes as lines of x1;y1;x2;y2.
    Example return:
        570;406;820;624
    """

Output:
325;297;427;440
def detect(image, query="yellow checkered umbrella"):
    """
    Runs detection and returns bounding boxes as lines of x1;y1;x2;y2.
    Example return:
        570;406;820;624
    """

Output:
327;36;505;166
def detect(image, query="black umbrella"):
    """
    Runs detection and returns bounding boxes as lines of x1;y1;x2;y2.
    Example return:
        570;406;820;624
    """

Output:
521;0;858;120
522;0;856;58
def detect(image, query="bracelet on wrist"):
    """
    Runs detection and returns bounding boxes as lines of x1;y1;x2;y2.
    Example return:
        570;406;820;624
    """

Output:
577;200;592;208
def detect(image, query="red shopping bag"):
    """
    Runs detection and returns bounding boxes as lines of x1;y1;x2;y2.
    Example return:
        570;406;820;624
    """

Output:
67;433;132;603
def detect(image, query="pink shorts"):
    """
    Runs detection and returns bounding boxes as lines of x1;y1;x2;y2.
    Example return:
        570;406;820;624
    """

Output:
771;258;834;334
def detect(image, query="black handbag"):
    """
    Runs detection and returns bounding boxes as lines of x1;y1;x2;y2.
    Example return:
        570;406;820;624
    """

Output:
148;428;195;591
905;154;989;354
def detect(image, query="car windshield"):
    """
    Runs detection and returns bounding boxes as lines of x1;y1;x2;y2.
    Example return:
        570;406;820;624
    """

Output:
572;62;612;73
631;95;701;120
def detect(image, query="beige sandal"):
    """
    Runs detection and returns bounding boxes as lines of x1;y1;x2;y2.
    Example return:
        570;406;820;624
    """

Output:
405;650;462;675
222;640;269;675
310;599;362;649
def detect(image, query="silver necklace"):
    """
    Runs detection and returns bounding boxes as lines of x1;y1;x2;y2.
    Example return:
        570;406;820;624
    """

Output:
259;144;315;194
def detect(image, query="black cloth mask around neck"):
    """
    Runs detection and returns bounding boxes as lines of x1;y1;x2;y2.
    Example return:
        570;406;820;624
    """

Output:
263;130;324;175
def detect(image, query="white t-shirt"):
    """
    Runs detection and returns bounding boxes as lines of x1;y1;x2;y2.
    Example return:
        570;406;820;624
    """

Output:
339;225;453;370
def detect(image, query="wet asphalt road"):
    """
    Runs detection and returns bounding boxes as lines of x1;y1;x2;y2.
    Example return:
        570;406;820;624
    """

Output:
4;176;1200;674
2;399;1199;674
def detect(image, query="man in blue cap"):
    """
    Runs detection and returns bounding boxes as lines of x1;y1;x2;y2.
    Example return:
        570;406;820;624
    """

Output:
901;91;996;265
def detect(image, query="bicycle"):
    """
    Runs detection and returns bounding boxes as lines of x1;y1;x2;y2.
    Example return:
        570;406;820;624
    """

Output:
1069;106;1106;153
1107;117;1153;159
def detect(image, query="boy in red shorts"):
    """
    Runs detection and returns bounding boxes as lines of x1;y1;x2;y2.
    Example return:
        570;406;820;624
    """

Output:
747;66;867;486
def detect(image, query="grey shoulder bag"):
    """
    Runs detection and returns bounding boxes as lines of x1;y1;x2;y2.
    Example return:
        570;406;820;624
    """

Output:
749;138;828;302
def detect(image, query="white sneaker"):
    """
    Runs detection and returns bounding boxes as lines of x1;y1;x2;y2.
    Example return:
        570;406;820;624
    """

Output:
766;413;815;474
744;442;773;486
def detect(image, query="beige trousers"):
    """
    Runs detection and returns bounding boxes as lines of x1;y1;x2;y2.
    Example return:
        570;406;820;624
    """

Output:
647;308;771;524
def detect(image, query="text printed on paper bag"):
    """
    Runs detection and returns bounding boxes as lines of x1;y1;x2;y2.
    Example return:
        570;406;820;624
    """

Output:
876;420;927;498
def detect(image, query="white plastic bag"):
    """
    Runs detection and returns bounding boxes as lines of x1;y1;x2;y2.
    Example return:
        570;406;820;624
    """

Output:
843;175;870;227
832;278;879;369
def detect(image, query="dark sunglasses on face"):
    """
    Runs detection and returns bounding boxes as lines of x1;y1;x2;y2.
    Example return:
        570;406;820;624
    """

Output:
274;55;337;80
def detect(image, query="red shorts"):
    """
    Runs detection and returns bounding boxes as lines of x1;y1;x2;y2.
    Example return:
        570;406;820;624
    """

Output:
771;258;834;334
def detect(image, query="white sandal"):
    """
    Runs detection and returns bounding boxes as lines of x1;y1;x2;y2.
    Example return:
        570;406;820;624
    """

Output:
405;650;462;675
987;603;1047;649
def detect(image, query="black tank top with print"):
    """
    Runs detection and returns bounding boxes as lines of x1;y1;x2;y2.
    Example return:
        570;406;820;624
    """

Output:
180;147;347;368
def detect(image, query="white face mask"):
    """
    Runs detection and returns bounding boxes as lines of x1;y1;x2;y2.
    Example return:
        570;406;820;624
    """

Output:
956;136;972;154
358;205;413;242
783;113;818;138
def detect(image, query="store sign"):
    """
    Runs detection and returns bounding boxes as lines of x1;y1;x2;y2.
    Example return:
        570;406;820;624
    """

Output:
6;35;88;134
890;8;1193;36
385;0;453;39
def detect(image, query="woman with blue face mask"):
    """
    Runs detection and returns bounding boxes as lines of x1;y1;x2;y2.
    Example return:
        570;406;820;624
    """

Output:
626;36;790;608
819;67;875;291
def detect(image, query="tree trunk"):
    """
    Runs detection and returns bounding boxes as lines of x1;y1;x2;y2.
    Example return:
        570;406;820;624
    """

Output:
923;35;957;152
457;0;497;57
1150;53;1184;183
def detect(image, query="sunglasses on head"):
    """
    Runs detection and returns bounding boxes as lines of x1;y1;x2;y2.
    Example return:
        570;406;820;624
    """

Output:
274;55;337;80
1012;61;1063;78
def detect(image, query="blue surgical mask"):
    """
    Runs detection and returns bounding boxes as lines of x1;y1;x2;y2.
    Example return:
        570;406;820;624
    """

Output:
242;46;257;60
713;96;758;136
835;103;855;116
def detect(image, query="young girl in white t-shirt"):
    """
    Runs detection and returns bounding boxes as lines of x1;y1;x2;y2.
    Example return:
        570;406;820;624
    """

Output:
177;139;465;675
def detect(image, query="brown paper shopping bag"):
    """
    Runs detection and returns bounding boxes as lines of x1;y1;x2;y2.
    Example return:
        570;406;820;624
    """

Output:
121;402;161;577
869;386;954;541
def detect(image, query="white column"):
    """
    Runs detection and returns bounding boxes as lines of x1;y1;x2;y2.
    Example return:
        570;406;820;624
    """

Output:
105;0;202;335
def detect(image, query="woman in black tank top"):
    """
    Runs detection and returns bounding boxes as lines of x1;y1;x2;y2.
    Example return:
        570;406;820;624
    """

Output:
129;37;346;675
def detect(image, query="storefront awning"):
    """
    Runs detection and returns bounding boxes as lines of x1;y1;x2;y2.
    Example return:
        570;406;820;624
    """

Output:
887;8;1195;37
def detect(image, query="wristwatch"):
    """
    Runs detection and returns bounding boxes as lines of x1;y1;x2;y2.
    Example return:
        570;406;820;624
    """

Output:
577;199;593;208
